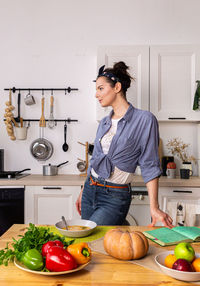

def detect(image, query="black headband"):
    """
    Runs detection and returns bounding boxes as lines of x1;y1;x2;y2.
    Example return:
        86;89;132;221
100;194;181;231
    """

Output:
94;65;120;83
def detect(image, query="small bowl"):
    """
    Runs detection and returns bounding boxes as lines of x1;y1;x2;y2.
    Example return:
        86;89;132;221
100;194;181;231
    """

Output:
155;251;200;282
55;219;97;238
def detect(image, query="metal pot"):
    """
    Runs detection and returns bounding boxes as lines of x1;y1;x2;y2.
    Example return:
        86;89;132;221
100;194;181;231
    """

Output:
43;161;69;176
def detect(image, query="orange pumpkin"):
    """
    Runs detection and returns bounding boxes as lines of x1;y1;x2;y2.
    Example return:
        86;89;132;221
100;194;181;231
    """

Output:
103;228;149;260
167;162;176;169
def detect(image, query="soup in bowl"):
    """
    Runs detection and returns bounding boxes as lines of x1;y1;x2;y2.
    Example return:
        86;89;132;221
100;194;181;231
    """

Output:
55;219;97;238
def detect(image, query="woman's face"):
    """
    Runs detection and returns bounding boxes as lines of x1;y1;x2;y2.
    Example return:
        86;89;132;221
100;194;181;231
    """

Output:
95;77;117;107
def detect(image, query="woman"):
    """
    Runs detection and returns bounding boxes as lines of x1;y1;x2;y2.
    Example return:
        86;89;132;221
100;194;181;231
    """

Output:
76;61;173;228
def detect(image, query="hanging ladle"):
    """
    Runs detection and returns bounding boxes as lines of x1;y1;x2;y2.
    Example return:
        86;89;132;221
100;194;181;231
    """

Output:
62;121;69;152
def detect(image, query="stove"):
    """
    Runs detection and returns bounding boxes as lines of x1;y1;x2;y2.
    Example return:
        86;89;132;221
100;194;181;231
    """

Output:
0;173;30;180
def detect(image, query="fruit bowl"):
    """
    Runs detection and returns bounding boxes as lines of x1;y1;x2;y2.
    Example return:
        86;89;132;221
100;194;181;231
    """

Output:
155;251;200;282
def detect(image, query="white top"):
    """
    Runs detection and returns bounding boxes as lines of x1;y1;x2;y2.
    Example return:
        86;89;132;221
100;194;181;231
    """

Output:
91;118;134;184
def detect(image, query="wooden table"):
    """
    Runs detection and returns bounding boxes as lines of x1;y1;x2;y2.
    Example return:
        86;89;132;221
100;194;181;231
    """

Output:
0;225;200;286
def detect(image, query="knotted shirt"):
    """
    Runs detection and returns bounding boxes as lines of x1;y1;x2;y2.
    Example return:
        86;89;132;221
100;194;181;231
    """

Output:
88;104;161;184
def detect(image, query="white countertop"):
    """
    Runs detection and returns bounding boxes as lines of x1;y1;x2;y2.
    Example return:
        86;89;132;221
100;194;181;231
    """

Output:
0;174;200;187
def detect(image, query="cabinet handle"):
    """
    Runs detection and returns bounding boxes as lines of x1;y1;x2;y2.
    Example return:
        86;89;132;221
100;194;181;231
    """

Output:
43;187;62;190
168;117;186;120
173;190;192;193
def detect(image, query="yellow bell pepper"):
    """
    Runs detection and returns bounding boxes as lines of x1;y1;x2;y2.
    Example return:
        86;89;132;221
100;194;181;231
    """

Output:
67;242;91;264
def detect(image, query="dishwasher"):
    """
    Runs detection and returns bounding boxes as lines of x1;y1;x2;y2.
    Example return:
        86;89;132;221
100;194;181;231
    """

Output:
126;186;151;226
0;186;24;236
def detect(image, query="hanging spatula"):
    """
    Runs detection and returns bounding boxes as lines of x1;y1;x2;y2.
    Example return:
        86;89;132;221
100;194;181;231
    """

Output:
39;97;46;127
48;95;55;129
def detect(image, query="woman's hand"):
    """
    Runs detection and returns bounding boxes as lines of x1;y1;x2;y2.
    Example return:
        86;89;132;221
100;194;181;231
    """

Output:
148;207;174;228
145;178;174;228
76;187;83;216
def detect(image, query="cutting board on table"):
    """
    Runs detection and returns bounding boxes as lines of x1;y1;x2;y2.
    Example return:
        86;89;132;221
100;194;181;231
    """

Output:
48;226;115;244
89;238;164;271
89;238;200;284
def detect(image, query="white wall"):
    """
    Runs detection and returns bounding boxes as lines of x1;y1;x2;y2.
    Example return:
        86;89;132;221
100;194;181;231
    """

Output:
0;0;200;174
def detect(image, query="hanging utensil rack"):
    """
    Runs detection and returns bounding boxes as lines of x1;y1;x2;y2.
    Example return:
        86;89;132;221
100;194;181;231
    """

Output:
4;87;78;93
3;87;79;124
3;118;78;124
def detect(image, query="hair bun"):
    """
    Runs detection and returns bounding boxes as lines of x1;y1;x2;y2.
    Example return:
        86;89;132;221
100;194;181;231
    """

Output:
113;61;129;73
102;61;133;96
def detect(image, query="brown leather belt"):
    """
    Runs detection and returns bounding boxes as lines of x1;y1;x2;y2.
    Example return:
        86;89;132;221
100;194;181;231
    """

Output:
90;176;129;189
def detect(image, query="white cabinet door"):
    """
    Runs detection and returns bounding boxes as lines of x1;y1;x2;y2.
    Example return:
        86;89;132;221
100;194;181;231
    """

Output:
25;186;81;224
159;187;200;226
150;45;200;121
96;46;149;121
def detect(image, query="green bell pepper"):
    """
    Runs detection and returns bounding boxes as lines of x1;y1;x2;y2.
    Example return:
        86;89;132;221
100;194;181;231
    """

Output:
22;249;44;271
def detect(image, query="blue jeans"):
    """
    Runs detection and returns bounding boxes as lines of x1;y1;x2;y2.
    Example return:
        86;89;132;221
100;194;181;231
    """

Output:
81;175;132;225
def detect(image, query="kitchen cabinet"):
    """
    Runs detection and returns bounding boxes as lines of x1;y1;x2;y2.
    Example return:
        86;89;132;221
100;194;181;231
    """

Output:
25;186;81;224
96;46;149;121
150;45;200;121
127;186;200;227
97;45;200;121
159;187;200;226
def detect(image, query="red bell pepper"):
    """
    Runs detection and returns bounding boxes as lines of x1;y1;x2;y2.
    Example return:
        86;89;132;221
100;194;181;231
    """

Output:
42;240;64;257
46;246;77;272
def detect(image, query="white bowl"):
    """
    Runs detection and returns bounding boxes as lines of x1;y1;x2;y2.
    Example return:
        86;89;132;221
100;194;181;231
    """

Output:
55;219;97;238
155;251;200;282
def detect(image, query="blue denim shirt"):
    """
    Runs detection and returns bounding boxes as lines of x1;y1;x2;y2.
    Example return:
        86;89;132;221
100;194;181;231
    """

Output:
88;104;161;183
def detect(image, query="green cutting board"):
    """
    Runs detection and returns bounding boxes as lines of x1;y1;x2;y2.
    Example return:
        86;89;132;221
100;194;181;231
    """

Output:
48;226;115;244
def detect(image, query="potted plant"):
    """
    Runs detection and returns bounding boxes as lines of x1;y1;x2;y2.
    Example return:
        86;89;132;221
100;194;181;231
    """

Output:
166;138;196;172
167;162;176;169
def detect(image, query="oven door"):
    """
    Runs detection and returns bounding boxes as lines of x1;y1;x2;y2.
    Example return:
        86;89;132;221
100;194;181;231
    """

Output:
0;187;24;236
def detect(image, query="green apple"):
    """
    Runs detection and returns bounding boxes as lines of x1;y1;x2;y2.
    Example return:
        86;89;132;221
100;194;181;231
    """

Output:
174;242;195;262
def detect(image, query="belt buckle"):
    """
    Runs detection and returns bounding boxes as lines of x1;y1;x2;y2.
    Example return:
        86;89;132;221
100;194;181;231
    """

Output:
90;176;98;186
